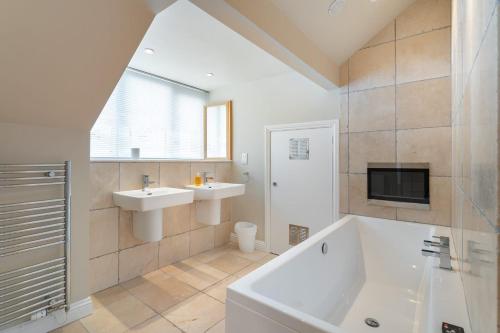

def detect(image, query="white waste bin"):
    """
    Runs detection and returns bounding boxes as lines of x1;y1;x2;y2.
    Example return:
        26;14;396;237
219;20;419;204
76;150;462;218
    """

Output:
235;222;257;253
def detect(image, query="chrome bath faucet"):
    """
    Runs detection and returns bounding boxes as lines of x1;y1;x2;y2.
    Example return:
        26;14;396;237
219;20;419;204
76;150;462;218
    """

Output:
421;236;452;270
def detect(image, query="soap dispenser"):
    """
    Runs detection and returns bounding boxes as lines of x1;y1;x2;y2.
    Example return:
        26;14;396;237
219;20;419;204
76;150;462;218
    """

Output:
194;172;202;186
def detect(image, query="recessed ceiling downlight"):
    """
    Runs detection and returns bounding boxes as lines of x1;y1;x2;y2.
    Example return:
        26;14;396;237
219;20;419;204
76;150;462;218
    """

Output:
206;72;215;77
328;0;346;15
144;48;155;55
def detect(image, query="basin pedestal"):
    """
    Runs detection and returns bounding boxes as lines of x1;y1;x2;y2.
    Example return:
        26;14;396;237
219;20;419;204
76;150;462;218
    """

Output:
132;209;163;242
195;199;221;225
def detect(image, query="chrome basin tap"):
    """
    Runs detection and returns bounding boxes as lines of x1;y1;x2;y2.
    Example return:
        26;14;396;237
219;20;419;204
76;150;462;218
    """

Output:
421;236;452;270
142;175;155;191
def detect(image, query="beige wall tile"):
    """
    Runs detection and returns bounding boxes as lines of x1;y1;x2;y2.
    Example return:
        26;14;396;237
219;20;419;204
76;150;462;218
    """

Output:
215;221;233;247
159;232;190;267
349;42;395;92
163;204;191;237
215;163;232;182
339;62;349;94
397;127;451;176
340;93;349;133
349;86;395;132
89;253;118;294
397;176;451;226
396;28;451;84
396;77;451;129
396;0;451;39
339;133;349;173
339;173;349;214
190;163;216;183
159;162;190;188
190;226;215;256
348;174;397;219
118;242;159;282
468;14;499;226
90;162;119;210
119;162;159;191
364;21;395;48
349;131;396;174
89;208;118;259
118;209;144;250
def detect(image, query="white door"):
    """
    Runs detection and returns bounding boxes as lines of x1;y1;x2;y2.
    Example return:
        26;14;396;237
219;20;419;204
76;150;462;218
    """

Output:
269;125;335;254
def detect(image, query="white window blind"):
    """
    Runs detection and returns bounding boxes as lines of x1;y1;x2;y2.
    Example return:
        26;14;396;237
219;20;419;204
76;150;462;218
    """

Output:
206;105;227;158
91;69;207;159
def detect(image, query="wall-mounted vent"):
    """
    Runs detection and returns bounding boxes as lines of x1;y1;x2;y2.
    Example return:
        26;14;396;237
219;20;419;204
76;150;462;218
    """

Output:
289;224;309;245
367;163;430;210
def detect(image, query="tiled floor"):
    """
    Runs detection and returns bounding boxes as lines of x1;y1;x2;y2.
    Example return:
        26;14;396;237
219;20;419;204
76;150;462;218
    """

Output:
52;245;276;333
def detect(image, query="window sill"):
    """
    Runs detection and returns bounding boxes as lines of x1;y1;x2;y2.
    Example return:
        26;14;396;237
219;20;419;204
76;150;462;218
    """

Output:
90;158;232;163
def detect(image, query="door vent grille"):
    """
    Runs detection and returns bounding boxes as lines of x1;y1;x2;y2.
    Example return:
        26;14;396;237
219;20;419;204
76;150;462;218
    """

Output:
289;224;309;245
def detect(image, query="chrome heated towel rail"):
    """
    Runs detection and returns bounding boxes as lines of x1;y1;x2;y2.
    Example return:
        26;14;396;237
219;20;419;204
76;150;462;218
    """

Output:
0;162;71;329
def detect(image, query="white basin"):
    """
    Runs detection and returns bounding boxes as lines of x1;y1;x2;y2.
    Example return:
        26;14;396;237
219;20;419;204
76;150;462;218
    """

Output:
113;187;194;212
113;187;194;242
185;183;245;225
185;182;245;200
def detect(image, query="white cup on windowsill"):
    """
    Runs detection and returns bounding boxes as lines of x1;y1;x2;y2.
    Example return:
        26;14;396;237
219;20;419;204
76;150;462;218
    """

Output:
131;148;140;159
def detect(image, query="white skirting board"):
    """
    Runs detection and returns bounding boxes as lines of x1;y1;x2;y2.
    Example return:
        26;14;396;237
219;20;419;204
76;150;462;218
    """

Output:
230;232;268;252
1;297;93;333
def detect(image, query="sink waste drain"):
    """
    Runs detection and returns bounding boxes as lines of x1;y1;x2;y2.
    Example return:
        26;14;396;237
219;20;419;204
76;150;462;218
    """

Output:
365;318;380;328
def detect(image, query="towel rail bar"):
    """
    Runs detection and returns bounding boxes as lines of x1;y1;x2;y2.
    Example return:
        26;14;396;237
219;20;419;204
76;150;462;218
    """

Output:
0;257;65;278
0;223;65;237
0;204;65;216
0;281;66;307
0;217;65;230
0;263;65;285
0;199;65;209
1;276;65;300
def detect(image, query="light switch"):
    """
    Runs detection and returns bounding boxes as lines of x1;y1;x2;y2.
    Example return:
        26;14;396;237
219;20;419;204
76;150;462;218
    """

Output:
241;152;248;165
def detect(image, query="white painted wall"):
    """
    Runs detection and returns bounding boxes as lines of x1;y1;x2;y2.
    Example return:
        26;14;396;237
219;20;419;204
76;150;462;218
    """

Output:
209;71;340;240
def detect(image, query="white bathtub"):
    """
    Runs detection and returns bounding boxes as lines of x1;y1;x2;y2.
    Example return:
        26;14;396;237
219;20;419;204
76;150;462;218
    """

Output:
226;215;471;333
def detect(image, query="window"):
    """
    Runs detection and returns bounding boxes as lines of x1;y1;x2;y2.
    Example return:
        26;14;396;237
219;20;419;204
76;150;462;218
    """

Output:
91;69;207;159
205;101;232;160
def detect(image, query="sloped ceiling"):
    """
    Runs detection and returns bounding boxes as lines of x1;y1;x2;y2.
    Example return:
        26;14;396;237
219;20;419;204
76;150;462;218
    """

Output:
271;0;416;64
129;0;290;91
0;0;175;130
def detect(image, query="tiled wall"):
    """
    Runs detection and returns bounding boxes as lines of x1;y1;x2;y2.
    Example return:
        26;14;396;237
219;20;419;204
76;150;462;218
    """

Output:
339;0;452;226
88;161;234;293
451;0;499;332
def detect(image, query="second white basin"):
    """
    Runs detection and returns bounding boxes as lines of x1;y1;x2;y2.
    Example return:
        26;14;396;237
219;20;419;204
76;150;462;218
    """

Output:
185;182;245;200
113;187;194;212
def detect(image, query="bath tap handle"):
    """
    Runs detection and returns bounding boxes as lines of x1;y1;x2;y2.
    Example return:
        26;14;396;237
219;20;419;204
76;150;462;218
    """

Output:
421;249;452;270
424;239;449;248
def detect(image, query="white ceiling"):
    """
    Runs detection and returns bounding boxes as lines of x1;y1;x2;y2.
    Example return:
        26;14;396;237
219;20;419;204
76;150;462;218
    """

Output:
129;0;290;91
271;0;415;64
